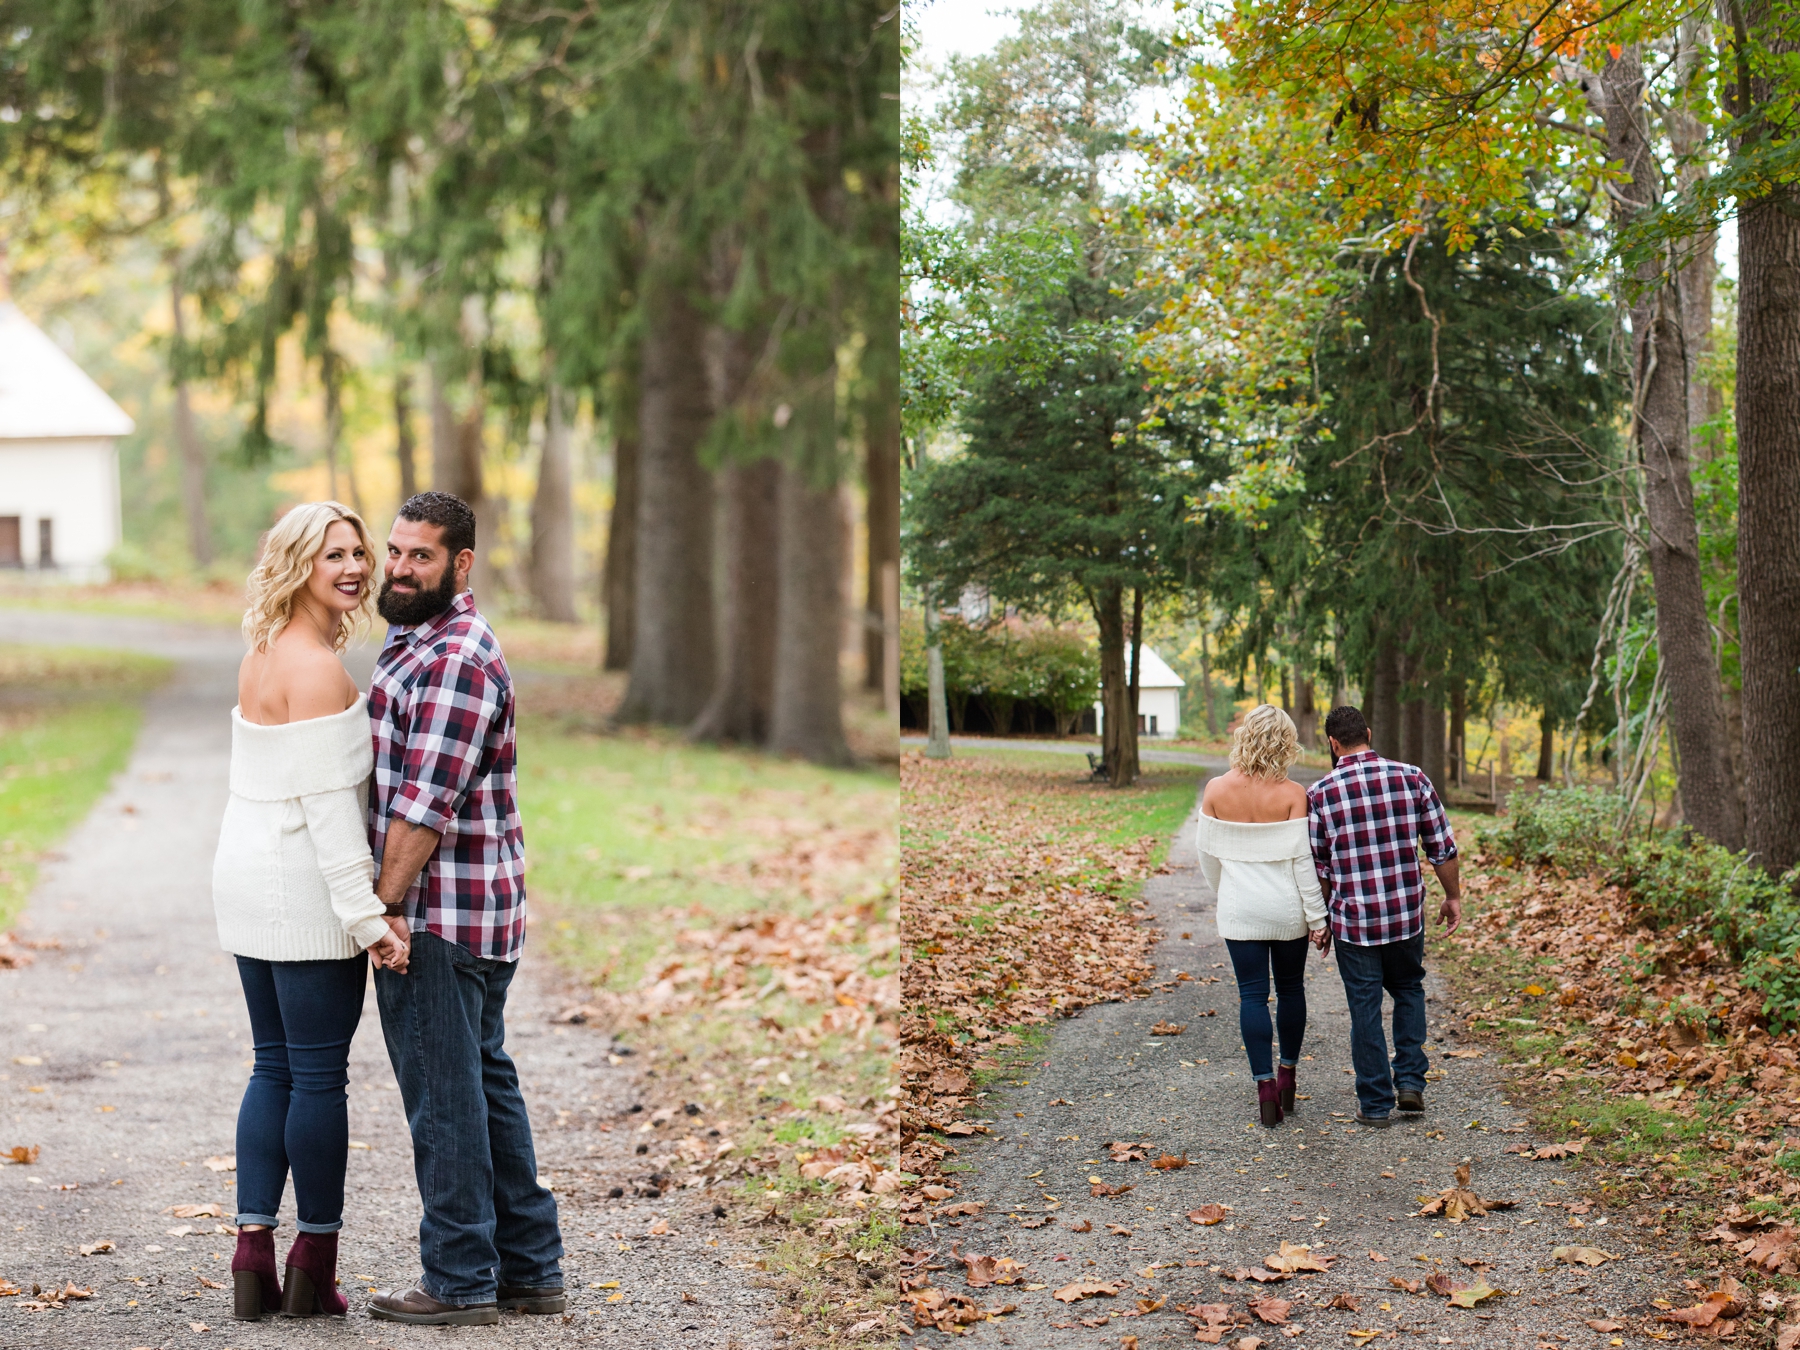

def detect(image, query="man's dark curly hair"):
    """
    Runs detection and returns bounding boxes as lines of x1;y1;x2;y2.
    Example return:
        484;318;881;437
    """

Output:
396;491;476;557
1324;705;1371;748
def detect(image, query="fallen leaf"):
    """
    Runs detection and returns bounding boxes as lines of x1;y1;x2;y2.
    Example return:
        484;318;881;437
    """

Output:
78;1241;115;1256
1389;1277;1421;1295
1661;1278;1746;1329
939;1201;984;1217
1069;1219;1094;1232
1190;1205;1232;1225
2;1145;39;1165
188;1323;210;1333
1080;1314;1111;1327
1092;1181;1135;1197
1123;1336;1140;1350
201;1155;236;1172
196;1277;225;1290
1106;1223;1133;1236
1447;1279;1502;1309
1532;1141;1586;1160
1150;1021;1186;1036
165;1204;225;1219
1444;1049;1483;1059
1137;1296;1165;1313
1266;1241;1335;1273
1367;1251;1388;1262
960;1253;1028;1288
1016;1215;1054;1229
1250;1297;1292;1325
1586;1320;1624;1333
1778;1324;1800;1350
1551;1246;1617;1267
1151;1153;1190;1170
1054;1280;1121;1303
647;1219;670;1236
1238;1338;1266;1350
1108;1142;1151;1162
1328;1294;1361;1311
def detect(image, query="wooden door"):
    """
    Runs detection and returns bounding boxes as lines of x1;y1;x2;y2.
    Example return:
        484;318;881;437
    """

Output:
0;517;21;567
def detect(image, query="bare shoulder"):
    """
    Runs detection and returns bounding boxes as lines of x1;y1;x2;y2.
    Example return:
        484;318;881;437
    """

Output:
1284;779;1310;818
268;634;357;720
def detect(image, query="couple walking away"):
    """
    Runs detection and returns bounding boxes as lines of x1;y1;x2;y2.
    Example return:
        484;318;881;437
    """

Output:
1197;704;1462;1129
210;492;563;1325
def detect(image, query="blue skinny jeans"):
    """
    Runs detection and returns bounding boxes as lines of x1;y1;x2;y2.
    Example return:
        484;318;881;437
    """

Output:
232;953;367;1232
1223;936;1310;1081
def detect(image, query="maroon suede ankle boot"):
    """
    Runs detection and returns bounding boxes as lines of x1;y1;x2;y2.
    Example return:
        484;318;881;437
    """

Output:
1257;1078;1283;1128
231;1228;282;1320
1277;1064;1297;1114
281;1231;347;1317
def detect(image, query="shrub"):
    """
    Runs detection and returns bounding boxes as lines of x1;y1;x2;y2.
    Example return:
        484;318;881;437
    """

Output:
1484;785;1800;1029
899;612;1100;735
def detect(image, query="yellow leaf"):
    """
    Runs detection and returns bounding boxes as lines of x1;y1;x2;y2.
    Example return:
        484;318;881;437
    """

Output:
1523;985;1545;997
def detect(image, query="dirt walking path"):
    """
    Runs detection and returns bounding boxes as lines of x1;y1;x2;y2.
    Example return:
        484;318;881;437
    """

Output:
917;799;1677;1348
0;610;776;1350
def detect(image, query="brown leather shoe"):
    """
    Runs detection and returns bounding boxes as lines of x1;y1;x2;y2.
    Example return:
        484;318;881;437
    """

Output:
498;1284;567;1313
367;1281;500;1326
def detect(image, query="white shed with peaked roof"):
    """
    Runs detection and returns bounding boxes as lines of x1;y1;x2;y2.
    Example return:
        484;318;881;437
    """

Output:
1093;645;1186;740
0;302;133;581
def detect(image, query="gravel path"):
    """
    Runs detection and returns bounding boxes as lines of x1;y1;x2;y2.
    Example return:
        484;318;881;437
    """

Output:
918;794;1675;1349
0;610;776;1350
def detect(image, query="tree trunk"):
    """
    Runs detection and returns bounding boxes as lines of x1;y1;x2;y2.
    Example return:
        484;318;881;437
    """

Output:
1670;17;1724;455
1293;667;1317;751
1422;698;1446;800
925;589;951;758
602;360;639;672
620;280;715;725
1450;681;1467;787
863;352;901;692
167;271;212;567
1200;628;1219;737
1734;0;1800;873
1400;696;1424;770
1598;50;1745;850
1370;636;1401;758
770;450;852;765
1116;587;1143;787
1536;714;1555;782
394;367;418;501
529;382;579;622
690;457;780;744
1094;586;1130;785
429;356;491;598
321;349;364;517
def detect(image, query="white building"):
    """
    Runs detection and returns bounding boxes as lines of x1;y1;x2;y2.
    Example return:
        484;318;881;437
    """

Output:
0;301;133;581
1093;645;1186;740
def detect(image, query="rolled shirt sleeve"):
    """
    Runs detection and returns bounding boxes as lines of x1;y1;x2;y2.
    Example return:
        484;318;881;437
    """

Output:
389;654;504;836
1414;771;1460;866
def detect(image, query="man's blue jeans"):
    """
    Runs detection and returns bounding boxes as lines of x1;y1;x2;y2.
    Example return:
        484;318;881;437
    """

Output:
375;931;563;1305
1334;930;1429;1118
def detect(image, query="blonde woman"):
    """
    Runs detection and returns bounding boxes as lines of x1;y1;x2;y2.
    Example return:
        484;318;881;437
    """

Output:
212;502;409;1321
1196;705;1327;1128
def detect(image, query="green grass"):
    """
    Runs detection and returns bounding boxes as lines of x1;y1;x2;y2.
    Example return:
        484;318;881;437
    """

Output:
516;715;896;989
0;646;174;929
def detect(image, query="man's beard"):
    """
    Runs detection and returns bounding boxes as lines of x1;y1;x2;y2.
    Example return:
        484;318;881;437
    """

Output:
377;564;459;626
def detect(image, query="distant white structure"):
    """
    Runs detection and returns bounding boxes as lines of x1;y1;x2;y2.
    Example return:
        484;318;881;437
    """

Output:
0;301;133;581
1093;645;1186;740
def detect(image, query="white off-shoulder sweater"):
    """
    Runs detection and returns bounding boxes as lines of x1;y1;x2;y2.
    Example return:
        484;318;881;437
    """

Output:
212;698;391;962
1195;814;1328;942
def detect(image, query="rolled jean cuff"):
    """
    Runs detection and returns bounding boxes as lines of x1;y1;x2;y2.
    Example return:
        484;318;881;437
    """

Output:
235;1213;279;1229
1253;1072;1276;1082
296;1218;343;1235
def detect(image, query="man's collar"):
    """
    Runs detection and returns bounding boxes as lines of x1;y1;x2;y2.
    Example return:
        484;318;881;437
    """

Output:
1336;748;1378;764
386;588;475;646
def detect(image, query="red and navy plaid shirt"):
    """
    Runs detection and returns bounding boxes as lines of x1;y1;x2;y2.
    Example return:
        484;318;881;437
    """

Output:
1306;750;1458;947
367;590;527;962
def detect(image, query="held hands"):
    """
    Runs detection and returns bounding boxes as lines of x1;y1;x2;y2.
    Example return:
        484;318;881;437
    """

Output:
369;914;411;974
1310;926;1331;955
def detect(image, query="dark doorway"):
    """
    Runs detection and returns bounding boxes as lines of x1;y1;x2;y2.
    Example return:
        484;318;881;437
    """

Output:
0;517;21;567
37;518;53;568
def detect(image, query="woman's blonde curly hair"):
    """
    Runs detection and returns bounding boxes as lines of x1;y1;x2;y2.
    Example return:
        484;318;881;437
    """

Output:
1230;703;1300;780
242;501;378;653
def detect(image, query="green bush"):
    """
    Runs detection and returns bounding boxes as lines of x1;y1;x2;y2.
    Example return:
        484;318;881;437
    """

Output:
1484;785;1800;1029
899;612;1100;734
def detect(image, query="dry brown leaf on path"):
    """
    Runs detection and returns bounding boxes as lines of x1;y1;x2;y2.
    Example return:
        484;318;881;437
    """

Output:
1150;1021;1186;1036
201;1155;235;1172
1016;1214;1054;1229
78;1240;114;1256
1237;1337;1266;1350
1444;1049;1483;1059
1151;1152;1190;1170
1106;1223;1133;1236
1585;1320;1624;1333
1328;1294;1361;1311
1190;1204;1231;1225
1389;1277;1421;1295
1054;1280;1121;1303
1742;1223;1800;1273
1249;1297;1292;1325
1367;1250;1388;1262
1079;1314;1111;1327
1552;1246;1617;1266
1662;1278;1746;1329
1069;1219;1093;1232
1137;1296;1165;1313
1122;1336;1140;1350
906;1288;991;1331
165;1203;225;1219
958;1253;1028;1288
1266;1241;1335;1273
1425;1272;1455;1297
939;1201;983;1217
1092;1181;1135;1197
1417;1162;1513;1222
1778;1323;1800;1350
1247;1269;1295;1284
2;1145;39;1165
1533;1141;1586;1160
1108;1141;1151;1162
